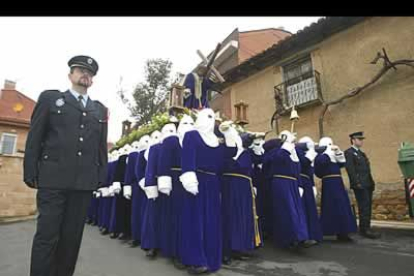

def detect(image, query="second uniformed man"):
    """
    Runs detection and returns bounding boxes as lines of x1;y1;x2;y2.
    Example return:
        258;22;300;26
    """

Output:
24;55;108;276
345;132;380;239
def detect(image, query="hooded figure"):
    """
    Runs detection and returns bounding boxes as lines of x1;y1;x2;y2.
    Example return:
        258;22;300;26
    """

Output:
126;137;149;247
267;130;310;249
315;137;357;241
141;130;162;258
108;145;131;240
296;136;323;243
246;133;266;241
181;66;216;109
221;129;261;265
179;109;237;274
97;150;118;235
261;138;283;238
157;115;194;268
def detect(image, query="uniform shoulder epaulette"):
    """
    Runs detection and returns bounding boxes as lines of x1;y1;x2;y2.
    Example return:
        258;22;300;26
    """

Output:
38;90;62;102
94;100;106;109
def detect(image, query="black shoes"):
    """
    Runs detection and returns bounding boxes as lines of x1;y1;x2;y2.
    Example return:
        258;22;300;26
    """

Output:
360;229;381;239
337;234;354;242
172;258;187;270
222;256;232;265
128;240;140;248
300;240;318;248
100;228;109;235
109;232;119;239
145;249;158;259
188;266;208;275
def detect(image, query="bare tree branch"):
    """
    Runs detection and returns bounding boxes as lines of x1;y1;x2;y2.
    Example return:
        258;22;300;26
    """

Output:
318;48;414;137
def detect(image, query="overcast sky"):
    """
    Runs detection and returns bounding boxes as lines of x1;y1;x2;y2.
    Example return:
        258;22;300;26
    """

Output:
0;16;321;143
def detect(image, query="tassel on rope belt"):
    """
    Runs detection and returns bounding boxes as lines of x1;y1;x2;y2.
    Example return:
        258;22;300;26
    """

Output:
196;169;216;176
273;174;298;181
300;173;311;180
223;172;261;247
322;174;342;179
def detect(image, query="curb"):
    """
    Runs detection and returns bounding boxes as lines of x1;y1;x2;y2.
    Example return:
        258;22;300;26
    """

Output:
0;215;36;225
371;219;414;230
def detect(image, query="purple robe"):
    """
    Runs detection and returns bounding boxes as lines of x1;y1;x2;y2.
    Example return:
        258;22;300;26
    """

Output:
157;136;186;259
222;150;259;258
268;147;309;248
180;130;236;272
296;148;323;242
141;144;160;250
314;153;357;236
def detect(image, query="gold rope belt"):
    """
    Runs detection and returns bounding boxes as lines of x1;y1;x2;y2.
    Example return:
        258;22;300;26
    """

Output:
322;174;342;179
300;173;311;180
196;169;216;176
222;173;252;181
273;174;298;181
170;167;182;172
222;172;261;246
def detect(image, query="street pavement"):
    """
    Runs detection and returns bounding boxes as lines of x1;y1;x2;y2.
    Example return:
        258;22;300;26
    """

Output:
1;220;414;276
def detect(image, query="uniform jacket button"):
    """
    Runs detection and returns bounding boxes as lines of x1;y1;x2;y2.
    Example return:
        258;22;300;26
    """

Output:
77;151;82;156
44;155;48;159
82;112;87;116
79;137;84;142
80;124;85;129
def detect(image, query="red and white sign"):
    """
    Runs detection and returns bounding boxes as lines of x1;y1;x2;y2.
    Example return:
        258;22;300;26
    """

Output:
408;178;414;199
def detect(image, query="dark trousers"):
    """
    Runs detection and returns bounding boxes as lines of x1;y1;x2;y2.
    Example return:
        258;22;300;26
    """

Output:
353;188;373;231
30;189;92;276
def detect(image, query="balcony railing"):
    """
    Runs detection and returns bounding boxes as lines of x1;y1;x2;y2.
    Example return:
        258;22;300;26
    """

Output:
274;70;323;109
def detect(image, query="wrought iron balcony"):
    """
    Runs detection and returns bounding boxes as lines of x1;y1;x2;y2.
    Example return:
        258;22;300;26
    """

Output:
274;70;323;109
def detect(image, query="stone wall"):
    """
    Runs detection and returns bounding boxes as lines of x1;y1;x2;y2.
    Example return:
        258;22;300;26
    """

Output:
0;155;36;217
219;17;414;221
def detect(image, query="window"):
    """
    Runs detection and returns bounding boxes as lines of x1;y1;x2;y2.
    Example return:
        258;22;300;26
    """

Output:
282;56;320;107
0;133;17;155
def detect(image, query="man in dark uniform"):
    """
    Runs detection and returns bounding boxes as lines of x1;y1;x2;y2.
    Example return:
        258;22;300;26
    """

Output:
345;132;380;239
23;55;108;276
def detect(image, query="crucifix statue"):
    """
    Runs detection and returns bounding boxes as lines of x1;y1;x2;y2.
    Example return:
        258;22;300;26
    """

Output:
180;43;226;110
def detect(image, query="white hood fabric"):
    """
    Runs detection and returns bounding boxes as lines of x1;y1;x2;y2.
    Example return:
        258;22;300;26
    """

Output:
279;130;299;162
161;123;178;142
195;108;219;147
298;136;317;165
177;114;195;147
318;136;345;163
144;130;161;161
138;135;151;152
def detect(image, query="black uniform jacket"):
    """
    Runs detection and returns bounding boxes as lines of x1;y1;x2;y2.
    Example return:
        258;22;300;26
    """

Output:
345;147;375;190
23;90;108;190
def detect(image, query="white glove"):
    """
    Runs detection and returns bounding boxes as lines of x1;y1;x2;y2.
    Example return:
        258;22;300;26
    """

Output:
145;186;159;199
305;149;318;163
334;148;346;163
98;187;110;197
324;146;337;163
253;187;257;197
123;185;132;200
219;122;239;147
180;171;199;195
313;186;318;199
138;178;146;191
158;176;172;196
93;191;101;198
112;182;122;194
299;187;304;197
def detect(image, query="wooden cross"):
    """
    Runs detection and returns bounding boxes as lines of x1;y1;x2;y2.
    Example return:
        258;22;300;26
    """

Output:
196;43;226;83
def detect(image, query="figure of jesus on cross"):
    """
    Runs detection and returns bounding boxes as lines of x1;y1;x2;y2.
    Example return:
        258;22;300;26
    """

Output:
180;44;225;110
